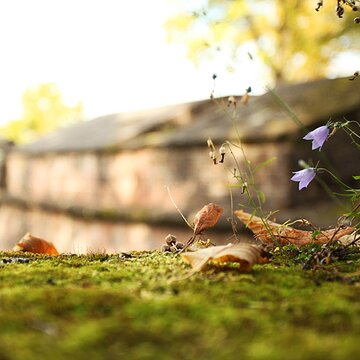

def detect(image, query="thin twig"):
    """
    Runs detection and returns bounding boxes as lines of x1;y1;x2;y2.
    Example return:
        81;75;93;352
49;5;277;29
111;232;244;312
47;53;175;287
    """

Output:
343;232;360;249
178;235;196;254
165;186;193;229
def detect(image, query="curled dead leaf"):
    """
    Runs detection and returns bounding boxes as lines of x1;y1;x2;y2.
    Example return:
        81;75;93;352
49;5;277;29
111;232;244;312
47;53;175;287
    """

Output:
13;233;59;256
181;243;268;272
235;210;355;246
193;203;223;235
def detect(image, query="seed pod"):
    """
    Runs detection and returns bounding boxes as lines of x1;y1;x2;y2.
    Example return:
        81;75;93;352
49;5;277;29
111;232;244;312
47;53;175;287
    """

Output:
355;17;360;23
176;242;184;249
165;234;177;245
209;150;217;164
240;93;249;106
161;244;171;252
219;144;226;156
227;96;236;107
207;137;215;151
219;144;226;163
315;0;323;11
170;245;178;253
336;4;344;18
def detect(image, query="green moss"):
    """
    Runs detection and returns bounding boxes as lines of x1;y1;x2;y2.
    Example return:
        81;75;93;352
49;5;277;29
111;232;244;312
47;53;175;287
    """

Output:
1;249;360;360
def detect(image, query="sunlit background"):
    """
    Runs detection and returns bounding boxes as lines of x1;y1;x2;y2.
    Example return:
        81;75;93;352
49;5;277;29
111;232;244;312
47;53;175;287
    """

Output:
1;0;358;132
0;0;255;124
0;0;359;252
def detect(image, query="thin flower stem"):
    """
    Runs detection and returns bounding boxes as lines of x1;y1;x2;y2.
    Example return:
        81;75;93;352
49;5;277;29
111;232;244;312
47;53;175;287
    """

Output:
318;168;353;191
315;176;345;206
342;127;360;150
165;186;193;230
266;86;307;132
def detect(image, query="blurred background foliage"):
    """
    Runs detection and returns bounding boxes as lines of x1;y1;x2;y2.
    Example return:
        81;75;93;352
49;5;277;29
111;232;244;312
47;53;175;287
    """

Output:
0;83;82;144
165;0;359;84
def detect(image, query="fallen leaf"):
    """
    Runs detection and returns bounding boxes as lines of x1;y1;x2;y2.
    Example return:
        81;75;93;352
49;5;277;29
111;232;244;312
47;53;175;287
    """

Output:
13;233;59;256
193;203;223;235
181;243;267;272
235;210;355;246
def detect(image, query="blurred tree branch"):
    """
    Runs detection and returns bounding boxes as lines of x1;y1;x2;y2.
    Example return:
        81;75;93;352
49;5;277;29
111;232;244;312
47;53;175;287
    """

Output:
0;83;83;143
165;0;360;84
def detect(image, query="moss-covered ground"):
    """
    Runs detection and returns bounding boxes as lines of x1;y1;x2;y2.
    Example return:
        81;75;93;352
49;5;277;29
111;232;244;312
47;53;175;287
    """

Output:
1;245;360;360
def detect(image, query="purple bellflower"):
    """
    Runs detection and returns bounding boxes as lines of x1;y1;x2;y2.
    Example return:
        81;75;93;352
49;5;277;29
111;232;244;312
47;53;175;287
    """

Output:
303;126;330;150
291;168;316;190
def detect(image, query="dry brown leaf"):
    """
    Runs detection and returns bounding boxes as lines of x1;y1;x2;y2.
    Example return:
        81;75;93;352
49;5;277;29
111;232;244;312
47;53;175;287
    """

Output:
13;233;59;256
181;243;267;272
235;209;355;246
193;203;223;235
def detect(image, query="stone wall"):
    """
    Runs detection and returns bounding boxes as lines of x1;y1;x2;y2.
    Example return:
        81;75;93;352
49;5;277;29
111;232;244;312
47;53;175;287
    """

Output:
0;204;215;253
0;142;293;251
0;78;360;252
1;112;358;252
5;142;294;211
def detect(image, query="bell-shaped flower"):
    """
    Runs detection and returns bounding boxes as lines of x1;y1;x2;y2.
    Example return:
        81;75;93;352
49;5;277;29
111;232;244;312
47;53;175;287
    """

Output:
291;168;316;190
303;126;330;150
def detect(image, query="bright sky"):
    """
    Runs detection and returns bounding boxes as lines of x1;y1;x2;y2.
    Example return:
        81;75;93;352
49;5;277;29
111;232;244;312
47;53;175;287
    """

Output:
0;0;356;125
0;0;260;124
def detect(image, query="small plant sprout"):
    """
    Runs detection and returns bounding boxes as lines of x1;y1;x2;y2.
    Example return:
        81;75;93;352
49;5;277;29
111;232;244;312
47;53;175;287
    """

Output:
291;168;317;190
303;125;330;150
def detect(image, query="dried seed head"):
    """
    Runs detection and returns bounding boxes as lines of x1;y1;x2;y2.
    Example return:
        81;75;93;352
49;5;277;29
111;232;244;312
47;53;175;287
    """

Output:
349;71;359;80
336;3;344;18
240;93;249;106
227;96;236;107
219;144;226;163
315;0;323;11
355;17;360;23
219;144;226;155
170;245;178;253
165;234;177;245
176;242;184;249
209;151;217;164
207;137;215;151
241;181;248;194
161;244;171;252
